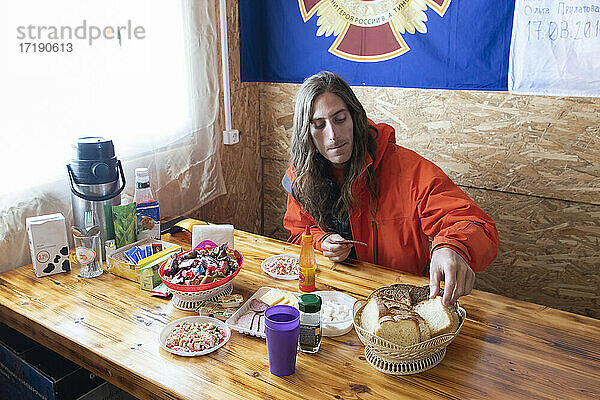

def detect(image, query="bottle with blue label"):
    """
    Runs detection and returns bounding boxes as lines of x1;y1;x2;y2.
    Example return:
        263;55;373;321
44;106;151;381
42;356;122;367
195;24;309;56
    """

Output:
134;168;160;240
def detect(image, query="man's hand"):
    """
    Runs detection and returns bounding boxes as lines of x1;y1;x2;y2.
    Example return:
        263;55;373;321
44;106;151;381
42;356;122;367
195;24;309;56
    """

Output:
321;234;352;262
429;247;475;306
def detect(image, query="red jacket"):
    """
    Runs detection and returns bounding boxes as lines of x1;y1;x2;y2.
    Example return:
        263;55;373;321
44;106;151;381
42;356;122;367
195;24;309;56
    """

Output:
282;121;498;276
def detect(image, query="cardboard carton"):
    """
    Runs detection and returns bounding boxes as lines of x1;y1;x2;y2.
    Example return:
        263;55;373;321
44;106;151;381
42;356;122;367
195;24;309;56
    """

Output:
26;213;70;277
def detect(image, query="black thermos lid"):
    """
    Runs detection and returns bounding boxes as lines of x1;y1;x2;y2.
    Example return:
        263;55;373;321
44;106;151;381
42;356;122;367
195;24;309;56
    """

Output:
69;137;119;185
74;137;115;160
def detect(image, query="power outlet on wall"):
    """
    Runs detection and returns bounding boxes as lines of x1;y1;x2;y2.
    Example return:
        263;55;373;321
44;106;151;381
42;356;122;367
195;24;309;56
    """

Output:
223;129;240;145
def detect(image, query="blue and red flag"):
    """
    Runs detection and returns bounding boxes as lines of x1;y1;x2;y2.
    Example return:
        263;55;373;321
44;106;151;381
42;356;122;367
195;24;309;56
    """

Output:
240;0;515;90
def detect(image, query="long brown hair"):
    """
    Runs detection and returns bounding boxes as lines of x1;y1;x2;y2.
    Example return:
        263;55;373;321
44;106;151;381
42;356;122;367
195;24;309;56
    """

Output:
290;71;379;228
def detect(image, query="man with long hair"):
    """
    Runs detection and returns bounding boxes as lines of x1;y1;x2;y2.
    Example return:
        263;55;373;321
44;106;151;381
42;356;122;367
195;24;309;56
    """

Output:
282;71;499;305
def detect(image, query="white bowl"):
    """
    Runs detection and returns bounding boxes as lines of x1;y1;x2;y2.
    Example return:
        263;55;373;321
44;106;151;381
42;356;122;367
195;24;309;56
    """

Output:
314;291;357;337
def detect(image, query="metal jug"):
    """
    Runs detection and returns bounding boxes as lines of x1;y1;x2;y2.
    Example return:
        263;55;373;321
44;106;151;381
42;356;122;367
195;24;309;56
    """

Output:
67;137;125;253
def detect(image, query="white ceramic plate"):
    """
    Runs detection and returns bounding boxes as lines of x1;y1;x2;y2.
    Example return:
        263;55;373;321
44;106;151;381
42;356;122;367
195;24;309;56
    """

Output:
261;254;299;280
314;290;357;337
159;316;231;356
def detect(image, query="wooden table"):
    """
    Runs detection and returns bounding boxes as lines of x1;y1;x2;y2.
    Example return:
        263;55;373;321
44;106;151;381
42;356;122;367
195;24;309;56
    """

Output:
1;227;599;400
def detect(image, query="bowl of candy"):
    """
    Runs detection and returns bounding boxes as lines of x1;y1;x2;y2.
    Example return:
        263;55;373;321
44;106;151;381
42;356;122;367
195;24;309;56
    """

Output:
159;240;243;310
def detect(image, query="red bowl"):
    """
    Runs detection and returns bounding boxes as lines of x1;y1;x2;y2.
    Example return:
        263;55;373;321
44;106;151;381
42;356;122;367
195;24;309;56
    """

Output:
158;245;243;293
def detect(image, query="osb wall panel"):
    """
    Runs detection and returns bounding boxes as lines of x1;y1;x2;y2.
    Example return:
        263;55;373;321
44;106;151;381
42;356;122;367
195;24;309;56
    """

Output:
260;83;600;318
264;158;290;240
261;83;600;204
355;87;600;205
467;189;599;318
195;0;262;233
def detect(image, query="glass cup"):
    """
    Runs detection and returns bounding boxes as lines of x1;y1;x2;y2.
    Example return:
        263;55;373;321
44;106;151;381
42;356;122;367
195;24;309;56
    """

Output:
72;228;103;278
264;305;300;376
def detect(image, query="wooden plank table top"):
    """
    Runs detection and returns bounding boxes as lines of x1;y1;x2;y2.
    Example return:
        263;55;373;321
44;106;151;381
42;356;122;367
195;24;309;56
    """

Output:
1;226;599;399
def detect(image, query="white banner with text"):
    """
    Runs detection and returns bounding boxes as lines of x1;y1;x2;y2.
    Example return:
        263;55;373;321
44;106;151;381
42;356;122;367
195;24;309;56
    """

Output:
509;0;600;97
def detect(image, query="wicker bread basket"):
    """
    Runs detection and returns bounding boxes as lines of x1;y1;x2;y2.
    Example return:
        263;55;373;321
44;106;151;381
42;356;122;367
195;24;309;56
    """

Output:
352;284;466;375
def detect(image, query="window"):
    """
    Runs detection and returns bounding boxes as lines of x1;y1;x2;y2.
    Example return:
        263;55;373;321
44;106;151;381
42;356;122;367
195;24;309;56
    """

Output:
0;0;224;272
1;0;199;192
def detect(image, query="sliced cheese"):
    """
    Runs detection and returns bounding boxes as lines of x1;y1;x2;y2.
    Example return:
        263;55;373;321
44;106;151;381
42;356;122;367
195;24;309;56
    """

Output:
259;289;298;307
280;297;291;306
271;295;286;306
260;289;286;306
283;293;298;307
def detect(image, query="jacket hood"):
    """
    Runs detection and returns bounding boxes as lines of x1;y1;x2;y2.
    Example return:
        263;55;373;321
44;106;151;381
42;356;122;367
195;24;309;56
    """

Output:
368;119;396;171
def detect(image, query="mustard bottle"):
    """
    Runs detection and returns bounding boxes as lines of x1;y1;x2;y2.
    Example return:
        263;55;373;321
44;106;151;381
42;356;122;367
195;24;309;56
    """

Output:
299;226;316;292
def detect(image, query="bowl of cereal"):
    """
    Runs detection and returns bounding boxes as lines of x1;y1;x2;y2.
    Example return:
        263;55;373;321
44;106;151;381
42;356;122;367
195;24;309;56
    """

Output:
314;291;356;337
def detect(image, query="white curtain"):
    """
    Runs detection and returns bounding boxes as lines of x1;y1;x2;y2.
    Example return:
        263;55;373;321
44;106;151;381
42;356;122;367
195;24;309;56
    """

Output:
0;0;225;272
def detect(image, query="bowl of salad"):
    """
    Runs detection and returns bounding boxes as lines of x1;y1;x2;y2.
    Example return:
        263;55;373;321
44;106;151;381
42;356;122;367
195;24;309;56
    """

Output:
159;316;230;356
261;254;299;280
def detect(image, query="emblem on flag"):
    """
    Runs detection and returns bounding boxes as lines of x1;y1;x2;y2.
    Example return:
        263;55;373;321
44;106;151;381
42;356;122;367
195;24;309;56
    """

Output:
299;0;452;62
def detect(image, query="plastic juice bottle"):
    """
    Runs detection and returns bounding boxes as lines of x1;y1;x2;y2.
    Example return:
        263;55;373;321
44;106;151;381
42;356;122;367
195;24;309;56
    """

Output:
299;226;316;292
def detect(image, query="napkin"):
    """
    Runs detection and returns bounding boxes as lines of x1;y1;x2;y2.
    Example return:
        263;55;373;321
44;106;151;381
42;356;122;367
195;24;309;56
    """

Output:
192;224;234;250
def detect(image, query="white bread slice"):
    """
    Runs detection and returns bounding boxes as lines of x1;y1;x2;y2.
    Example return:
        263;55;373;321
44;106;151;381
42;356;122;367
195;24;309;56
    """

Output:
414;296;459;336
361;296;412;333
376;313;431;346
376;317;422;347
360;297;382;333
360;295;431;347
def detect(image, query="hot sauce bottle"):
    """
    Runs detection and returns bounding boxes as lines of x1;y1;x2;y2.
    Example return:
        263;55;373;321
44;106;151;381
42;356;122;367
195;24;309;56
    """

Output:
299;226;316;292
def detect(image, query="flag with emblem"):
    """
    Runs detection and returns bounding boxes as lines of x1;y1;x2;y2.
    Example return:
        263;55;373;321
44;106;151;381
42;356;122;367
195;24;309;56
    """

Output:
240;0;516;90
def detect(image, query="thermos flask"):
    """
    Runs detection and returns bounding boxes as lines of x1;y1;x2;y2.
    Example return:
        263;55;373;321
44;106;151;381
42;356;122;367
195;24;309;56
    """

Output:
67;137;125;254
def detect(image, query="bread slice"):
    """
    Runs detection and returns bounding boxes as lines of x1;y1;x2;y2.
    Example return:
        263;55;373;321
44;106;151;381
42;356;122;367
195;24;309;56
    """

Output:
360;294;431;347
375;315;429;347
377;285;413;308
361;285;461;346
414;296;459;336
360;297;381;333
360;296;411;332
